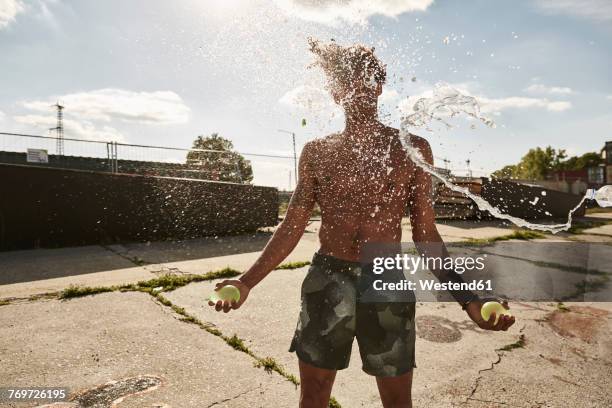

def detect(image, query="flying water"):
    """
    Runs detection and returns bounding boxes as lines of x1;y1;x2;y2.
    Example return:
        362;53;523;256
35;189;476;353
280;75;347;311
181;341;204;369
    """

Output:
398;84;588;234
402;83;496;130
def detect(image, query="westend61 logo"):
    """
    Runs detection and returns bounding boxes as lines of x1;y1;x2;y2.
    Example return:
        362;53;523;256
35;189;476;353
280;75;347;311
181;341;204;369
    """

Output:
372;254;487;275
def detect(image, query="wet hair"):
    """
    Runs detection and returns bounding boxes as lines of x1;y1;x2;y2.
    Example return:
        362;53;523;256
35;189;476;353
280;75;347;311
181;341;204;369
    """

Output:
308;37;386;91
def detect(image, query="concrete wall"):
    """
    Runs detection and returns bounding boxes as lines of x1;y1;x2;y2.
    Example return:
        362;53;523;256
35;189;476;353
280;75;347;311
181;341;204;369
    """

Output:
0;164;278;250
481;179;585;219
513;179;588;196
0;151;213;180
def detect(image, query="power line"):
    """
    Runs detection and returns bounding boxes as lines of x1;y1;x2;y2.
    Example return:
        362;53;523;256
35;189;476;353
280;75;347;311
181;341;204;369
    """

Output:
0;131;295;160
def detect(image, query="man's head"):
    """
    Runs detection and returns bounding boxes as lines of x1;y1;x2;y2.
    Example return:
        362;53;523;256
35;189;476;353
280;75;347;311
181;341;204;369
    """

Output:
308;38;386;113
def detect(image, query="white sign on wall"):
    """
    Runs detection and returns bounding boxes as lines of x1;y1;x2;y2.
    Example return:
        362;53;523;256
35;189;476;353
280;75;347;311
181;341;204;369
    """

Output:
27;148;49;163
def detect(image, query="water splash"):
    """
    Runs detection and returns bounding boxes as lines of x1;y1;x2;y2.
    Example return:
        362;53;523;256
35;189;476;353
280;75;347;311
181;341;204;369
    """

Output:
399;84;586;234
403;82;496;130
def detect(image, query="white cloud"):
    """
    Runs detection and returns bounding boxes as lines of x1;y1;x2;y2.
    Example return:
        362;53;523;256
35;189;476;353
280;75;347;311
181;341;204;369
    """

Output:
525;83;573;95
0;110;5;121
534;0;612;22
607;95;612;100
279;84;340;113
13;114;125;141
22;89;191;125
273;0;434;24
399;83;572;117
0;0;23;29
479;96;572;113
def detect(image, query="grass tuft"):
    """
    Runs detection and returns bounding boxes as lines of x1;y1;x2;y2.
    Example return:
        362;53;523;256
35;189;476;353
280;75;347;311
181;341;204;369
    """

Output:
275;261;311;270
505;230;546;240
226;334;249;353
59;285;114;299
329;396;342;408
254;356;278;373
253;356;301;386
206;326;223;336
463;230;545;246
286;373;300;386
204;267;243;280
556;302;570;312
567;220;606;235
497;334;526;351
132;267;242;292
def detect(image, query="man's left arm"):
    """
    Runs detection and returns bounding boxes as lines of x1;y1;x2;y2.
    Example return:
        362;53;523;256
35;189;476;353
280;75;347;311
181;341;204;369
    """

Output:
407;136;515;331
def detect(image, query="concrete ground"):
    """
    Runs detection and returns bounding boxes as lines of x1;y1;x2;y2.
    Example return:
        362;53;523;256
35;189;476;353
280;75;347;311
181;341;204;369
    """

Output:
1;216;611;407
0;219;523;300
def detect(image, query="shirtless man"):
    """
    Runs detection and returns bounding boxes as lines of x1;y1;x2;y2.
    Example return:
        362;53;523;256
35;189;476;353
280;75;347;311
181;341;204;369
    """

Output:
209;40;515;408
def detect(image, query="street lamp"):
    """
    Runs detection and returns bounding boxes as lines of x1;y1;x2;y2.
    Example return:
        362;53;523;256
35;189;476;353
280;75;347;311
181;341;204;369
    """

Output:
278;129;297;187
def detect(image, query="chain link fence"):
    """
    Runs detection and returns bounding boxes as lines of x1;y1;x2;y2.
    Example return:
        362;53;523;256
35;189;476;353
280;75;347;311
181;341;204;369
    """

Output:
0;132;295;188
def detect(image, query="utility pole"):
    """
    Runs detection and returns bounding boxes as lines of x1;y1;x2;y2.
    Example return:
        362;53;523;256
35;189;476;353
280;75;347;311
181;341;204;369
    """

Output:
278;129;297;186
49;102;65;156
442;157;450;171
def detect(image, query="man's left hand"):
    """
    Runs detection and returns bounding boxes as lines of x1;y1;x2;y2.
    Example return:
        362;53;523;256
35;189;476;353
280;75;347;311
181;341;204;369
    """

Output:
465;299;515;331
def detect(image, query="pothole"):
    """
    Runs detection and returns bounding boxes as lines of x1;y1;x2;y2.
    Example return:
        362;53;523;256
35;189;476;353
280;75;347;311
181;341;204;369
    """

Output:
37;375;164;408
416;315;462;343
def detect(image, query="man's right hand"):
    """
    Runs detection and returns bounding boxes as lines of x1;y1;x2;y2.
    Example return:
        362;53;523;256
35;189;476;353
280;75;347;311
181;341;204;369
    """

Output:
208;279;251;313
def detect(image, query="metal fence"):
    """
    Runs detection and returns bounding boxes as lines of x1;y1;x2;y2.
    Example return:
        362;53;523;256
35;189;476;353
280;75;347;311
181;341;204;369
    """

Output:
0;132;295;188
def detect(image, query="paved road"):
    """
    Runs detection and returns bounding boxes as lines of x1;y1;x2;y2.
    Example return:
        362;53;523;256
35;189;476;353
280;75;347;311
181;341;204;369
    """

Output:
1;216;611;407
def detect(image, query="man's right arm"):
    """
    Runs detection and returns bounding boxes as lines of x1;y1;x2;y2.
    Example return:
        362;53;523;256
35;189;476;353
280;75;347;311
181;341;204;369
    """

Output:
239;142;317;289
209;142;317;312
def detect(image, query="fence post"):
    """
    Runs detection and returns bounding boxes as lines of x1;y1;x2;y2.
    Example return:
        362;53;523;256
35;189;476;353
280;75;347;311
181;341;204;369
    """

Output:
234;160;243;184
106;142;113;172
113;141;118;173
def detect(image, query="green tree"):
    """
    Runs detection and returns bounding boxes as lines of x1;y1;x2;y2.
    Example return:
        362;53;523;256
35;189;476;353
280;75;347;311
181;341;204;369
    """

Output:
492;146;605;180
186;133;253;183
492;146;566;180
491;165;517;179
515;146;566;180
559;152;603;171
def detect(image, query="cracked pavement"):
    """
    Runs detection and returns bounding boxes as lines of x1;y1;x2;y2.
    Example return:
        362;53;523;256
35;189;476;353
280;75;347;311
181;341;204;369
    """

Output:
1;216;611;407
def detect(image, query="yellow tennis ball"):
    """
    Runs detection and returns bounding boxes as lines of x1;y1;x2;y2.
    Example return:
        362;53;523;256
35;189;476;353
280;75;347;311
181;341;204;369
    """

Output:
481;301;511;325
208;285;240;303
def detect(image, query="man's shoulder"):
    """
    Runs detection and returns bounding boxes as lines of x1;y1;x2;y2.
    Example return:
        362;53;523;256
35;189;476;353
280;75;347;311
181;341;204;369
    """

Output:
405;133;433;163
381;126;430;151
302;133;341;155
408;133;430;150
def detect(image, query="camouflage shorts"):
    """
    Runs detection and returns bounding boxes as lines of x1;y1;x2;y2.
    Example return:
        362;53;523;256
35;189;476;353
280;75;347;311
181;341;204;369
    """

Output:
289;252;416;377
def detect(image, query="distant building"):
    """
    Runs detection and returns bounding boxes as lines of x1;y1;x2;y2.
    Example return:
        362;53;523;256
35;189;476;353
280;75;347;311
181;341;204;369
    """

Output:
525;141;610;195
584;140;611;186
605;141;612;184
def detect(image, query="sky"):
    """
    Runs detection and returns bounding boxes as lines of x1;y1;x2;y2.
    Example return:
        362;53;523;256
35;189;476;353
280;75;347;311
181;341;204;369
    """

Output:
0;0;611;188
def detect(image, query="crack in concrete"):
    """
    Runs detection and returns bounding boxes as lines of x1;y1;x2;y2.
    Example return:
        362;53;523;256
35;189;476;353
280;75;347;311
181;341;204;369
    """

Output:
147;294;186;323
464;333;528;407
102;243;196;282
205;386;261;407
464;352;502;405
465;396;512;406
